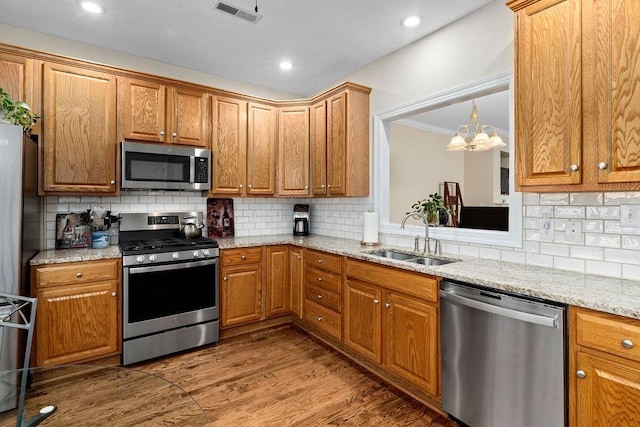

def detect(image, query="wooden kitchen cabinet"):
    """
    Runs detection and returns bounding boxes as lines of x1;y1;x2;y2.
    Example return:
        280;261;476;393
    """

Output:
0;52;35;131
119;77;209;147
42;62;118;194
220;247;263;327
265;245;289;317
31;259;121;367
302;249;343;341
310;85;371;197
210;98;277;196
277;106;310;196
344;258;440;398
509;0;640;192
570;306;640;426
289;246;304;319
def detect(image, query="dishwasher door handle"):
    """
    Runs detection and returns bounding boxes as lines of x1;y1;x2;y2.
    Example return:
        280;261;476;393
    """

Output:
440;290;558;328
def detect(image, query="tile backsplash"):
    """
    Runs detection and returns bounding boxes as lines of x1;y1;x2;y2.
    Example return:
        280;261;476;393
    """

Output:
45;191;640;281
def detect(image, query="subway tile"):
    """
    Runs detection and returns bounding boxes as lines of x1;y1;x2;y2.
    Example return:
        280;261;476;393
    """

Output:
147;204;166;211
138;196;157;203
540;242;570;257
586;260;622;278
459;246;479;257
586;206;620;220
604;221;622;234
119;196;139;203
604;192;640;205
585;233;621;248
622;235;640;250
523;218;538;229
570;245;604;260
554;206;585;218
59;196;80;203
604;248;640;265
540;193;569;205
570;192;603;205
553;257;585;273
525;206;553;218
80;196;102;203
526;253;553;268
477;247;501;260
523;241;540;253
622;265;640;281
583;220;604;233
525;229;541;241
69;203;91;212
501;250;526;264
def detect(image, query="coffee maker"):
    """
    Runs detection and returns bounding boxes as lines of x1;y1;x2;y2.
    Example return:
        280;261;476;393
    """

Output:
293;204;310;236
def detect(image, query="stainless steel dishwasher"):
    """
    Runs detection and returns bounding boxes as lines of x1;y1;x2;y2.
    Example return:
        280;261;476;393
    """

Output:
440;280;566;427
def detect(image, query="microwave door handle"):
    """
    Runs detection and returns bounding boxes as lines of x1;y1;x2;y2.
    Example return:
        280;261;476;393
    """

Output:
190;156;195;183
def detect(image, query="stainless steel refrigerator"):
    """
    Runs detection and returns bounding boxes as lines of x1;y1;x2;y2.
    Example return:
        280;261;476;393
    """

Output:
0;122;42;412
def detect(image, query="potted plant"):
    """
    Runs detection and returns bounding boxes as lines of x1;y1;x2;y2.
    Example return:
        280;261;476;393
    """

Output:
0;87;39;134
411;193;448;225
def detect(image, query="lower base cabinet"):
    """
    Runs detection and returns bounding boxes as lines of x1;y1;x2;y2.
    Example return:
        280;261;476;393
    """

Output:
220;247;263;328
344;259;440;399
31;259;121;366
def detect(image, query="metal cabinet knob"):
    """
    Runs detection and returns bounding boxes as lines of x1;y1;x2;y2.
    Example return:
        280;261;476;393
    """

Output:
570;164;579;172
111;292;117;297
239;184;243;189
385;303;391;309
241;255;246;260
223;276;228;281
374;299;380;304
317;277;323;282
160;131;166;136
598;162;608;170
248;184;252;189
76;272;82;278
317;259;323;264
317;317;323;322
317;294;323;300
321;184;325;189
305;185;308;189
576;370;586;379
297;256;301;260
327;184;332;188
622;339;634;349
172;132;177;137
110;180;116;185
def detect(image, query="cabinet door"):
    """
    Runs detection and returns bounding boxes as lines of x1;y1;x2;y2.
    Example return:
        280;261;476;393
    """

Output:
43;63;117;193
0;53;34;121
384;292;439;396
211;96;247;195
170;87;209;147
576;351;640;426
310;100;328;195
36;281;119;366
589;0;640;184
220;264;262;327
514;0;582;187
278;106;310;196
247;102;277;195
120;78;166;143
326;92;347;195
344;279;382;364
265;246;289;317
289;246;304;319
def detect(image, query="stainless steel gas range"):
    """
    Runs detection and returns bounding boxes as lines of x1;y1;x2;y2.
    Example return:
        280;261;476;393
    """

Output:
119;212;219;365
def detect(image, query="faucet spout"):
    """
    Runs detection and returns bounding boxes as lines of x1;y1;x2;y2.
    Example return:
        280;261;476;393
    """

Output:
400;212;430;254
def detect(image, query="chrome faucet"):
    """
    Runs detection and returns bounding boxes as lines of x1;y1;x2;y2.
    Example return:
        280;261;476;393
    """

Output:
401;212;431;254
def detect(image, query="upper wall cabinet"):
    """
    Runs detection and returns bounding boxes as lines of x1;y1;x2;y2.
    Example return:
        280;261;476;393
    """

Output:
278;106;310;196
42;63;118;194
0;52;34;127
119;78;209;147
247;102;277;196
311;86;371;197
509;0;640;192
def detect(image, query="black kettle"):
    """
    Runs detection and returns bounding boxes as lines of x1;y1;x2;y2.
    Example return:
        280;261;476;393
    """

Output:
180;216;204;239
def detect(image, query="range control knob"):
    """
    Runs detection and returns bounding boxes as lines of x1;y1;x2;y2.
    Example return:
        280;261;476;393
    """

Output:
148;254;157;262
193;250;201;258
172;252;180;260
203;249;211;257
136;255;146;264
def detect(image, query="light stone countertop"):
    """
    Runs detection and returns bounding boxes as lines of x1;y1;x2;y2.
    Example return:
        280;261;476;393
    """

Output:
31;235;640;320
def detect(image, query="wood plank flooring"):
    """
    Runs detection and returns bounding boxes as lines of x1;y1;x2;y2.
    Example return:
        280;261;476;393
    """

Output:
136;325;455;426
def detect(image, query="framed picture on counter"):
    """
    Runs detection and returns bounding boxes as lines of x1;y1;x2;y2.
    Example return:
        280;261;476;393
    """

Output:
207;198;234;238
55;213;92;249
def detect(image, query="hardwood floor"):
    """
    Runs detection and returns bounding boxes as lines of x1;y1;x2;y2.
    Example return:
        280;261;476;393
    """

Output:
136;325;455;426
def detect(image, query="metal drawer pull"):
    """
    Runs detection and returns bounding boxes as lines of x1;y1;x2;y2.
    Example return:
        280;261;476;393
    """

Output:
576;370;586;379
622;339;634;349
317;317;323;322
241;255;246;260
172;132;177;137
385;303;391;309
317;259;323;263
223;276;228;281
76;272;82;278
598;162;608;170
570;164;579;172
317;294;323;299
111;292;117;297
374;299;380;304
317;277;323;282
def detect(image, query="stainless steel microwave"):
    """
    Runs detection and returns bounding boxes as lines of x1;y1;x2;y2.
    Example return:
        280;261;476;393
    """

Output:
121;141;211;191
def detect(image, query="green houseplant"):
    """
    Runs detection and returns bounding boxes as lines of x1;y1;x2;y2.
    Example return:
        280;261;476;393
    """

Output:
411;193;446;225
0;87;39;134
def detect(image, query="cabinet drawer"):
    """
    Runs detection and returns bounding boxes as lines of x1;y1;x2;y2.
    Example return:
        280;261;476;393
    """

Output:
304;266;341;294
305;283;341;313
304;249;342;274
222;247;262;266
575;307;640;361
34;260;119;288
345;259;439;303
304;300;342;342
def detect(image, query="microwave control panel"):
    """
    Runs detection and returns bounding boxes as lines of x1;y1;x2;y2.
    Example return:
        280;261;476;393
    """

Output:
195;157;209;183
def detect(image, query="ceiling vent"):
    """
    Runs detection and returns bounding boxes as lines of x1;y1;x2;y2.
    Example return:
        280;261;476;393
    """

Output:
214;1;262;23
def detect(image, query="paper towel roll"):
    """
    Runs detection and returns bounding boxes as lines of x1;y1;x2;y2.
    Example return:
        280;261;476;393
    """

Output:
362;211;379;244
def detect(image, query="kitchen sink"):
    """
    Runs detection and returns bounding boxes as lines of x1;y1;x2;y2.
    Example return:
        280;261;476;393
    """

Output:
366;249;416;260
408;257;455;266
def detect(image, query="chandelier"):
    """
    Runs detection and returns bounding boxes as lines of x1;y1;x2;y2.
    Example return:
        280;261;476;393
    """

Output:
446;100;506;151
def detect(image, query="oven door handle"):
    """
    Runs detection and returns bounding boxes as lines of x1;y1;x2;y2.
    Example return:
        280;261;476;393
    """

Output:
128;259;217;274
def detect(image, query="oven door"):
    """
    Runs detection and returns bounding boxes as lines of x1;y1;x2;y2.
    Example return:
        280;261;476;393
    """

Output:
123;258;218;339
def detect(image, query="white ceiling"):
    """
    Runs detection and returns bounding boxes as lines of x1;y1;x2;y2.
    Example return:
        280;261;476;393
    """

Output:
0;0;494;97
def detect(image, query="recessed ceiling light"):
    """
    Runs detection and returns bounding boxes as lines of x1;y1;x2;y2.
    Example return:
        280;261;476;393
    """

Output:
279;61;293;71
79;1;106;14
402;15;421;28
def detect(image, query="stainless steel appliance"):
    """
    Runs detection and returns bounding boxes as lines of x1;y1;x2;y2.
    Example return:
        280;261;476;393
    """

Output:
119;212;219;365
0;123;42;411
293;204;310;236
440;280;566;427
121;141;211;191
